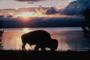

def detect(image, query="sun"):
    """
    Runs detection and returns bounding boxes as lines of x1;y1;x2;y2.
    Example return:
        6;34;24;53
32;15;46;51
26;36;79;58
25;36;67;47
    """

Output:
13;12;36;22
15;11;45;18
13;11;46;22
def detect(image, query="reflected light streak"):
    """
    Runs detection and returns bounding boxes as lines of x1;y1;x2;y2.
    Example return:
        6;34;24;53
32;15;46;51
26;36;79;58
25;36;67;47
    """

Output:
22;28;31;33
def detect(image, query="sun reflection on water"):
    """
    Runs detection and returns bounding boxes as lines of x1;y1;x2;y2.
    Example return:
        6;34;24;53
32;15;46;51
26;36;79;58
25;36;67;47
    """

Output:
2;28;77;51
22;28;32;33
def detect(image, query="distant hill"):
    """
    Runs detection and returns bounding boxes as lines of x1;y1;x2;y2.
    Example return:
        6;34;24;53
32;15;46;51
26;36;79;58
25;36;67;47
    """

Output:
60;0;90;15
1;16;84;28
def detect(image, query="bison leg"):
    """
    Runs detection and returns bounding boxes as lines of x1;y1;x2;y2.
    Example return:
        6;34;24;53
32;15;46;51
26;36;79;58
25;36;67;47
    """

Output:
41;48;46;51
34;45;40;51
35;45;46;51
22;42;26;50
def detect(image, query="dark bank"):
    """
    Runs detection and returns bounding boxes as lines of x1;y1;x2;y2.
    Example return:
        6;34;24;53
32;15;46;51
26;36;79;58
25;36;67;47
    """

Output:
0;50;90;59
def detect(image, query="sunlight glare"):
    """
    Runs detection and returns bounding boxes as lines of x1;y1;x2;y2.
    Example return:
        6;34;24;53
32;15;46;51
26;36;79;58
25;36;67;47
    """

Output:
25;43;36;51
22;28;32;33
15;12;34;19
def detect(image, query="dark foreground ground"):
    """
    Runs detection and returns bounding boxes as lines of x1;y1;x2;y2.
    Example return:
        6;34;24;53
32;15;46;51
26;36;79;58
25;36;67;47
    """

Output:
0;50;90;59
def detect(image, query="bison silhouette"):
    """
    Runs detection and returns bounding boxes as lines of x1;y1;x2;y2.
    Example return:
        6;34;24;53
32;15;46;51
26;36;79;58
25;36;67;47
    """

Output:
21;30;58;51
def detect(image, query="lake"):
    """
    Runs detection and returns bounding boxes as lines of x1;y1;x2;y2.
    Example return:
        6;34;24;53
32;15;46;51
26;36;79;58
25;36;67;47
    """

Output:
1;27;90;51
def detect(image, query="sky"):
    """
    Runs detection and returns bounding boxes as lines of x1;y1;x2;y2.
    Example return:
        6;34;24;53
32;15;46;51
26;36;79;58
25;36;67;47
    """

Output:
0;0;75;9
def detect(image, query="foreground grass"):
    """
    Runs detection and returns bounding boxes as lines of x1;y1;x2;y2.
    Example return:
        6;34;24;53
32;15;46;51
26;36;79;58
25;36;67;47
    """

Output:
0;50;90;59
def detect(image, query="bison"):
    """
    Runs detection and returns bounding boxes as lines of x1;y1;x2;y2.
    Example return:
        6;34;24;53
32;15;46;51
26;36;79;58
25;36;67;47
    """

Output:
21;30;58;51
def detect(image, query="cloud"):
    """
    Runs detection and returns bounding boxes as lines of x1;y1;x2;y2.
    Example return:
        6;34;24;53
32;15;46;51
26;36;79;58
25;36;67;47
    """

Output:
46;7;58;14
16;0;43;2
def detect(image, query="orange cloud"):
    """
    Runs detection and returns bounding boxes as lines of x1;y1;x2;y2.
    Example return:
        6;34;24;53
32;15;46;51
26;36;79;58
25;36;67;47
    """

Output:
16;0;42;2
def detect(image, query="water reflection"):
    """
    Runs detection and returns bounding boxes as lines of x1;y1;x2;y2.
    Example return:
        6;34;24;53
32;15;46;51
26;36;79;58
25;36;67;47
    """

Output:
1;28;90;51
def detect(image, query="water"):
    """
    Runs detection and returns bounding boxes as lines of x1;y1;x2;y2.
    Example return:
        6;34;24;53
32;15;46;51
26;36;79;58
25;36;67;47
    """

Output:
1;27;90;51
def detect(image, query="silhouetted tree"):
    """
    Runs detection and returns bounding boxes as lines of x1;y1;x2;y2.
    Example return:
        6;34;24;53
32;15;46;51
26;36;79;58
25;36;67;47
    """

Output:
82;8;90;37
0;31;4;49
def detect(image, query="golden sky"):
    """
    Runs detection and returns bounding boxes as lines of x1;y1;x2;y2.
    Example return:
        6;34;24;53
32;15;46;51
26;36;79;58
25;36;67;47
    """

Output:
0;0;75;9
